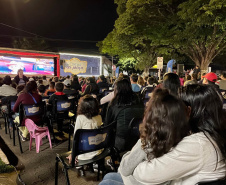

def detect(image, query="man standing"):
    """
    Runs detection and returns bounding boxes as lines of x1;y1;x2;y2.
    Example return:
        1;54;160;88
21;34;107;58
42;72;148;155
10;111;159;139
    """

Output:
14;69;28;85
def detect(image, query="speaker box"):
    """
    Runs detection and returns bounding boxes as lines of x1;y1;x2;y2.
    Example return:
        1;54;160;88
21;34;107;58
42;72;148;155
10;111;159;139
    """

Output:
177;64;184;73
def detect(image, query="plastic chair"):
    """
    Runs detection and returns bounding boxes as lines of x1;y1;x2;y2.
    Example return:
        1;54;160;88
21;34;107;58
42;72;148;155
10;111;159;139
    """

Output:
25;118;52;153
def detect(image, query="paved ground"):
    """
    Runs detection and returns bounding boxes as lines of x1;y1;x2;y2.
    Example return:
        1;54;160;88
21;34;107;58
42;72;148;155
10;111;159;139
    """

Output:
0;120;101;185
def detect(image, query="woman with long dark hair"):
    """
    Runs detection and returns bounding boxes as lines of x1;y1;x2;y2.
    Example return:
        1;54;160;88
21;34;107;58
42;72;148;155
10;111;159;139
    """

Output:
101;85;226;185
163;73;180;96
67;95;102;163
105;78;143;152
80;77;99;96
100;88;190;185
71;75;81;91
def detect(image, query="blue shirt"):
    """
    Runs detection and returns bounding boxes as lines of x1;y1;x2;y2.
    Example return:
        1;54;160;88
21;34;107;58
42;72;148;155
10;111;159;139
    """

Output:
131;84;141;92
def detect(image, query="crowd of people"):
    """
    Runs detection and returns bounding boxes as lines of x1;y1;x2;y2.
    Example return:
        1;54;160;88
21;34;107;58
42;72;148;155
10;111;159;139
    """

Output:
1;68;226;184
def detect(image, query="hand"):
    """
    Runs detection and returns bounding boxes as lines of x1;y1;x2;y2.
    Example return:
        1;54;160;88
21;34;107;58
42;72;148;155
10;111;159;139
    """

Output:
66;154;78;164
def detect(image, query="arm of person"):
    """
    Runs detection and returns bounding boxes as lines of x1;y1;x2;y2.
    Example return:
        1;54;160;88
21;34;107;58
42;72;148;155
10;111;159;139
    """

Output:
132;135;203;184
100;91;114;105
73;115;82;134
119;139;147;176
13;95;22;112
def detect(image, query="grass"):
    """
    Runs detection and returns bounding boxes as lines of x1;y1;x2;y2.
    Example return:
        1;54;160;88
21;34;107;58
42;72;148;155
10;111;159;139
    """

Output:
0;157;14;173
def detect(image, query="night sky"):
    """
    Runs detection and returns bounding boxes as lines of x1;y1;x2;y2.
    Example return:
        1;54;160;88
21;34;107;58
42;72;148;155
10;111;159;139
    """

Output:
0;0;117;49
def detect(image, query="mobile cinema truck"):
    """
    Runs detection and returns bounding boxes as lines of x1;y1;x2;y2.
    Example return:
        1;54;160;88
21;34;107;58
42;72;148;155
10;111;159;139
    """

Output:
59;53;112;77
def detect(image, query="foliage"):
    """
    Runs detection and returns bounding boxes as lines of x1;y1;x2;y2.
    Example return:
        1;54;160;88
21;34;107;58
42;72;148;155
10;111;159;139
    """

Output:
12;37;50;51
98;0;226;70
0;157;14;173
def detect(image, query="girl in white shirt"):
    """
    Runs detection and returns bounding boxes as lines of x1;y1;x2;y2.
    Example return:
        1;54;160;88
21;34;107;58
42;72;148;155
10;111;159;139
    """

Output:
67;95;102;163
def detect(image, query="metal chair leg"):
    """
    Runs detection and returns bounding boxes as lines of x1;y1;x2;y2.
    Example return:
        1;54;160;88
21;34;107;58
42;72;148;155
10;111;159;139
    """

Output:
68;124;71;151
16;127;23;153
63;166;70;185
13;124;15;146
55;157;59;185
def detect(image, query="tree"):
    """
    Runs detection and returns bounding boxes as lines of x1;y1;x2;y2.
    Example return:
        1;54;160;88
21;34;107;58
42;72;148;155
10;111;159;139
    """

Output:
12;37;49;51
98;0;226;71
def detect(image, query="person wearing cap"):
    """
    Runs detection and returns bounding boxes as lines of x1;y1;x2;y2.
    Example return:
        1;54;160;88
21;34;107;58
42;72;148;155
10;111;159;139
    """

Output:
63;79;77;96
202;72;219;90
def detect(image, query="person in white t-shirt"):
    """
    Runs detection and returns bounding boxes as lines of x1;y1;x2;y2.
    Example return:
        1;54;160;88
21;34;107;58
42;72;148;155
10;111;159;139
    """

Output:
100;85;226;185
67;95;103;163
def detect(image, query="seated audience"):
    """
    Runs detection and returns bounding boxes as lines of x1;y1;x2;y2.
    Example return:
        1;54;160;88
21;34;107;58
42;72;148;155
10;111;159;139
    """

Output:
218;72;226;90
66;95;102;163
202;72;219;90
13;81;42;141
101;84;226;184
48;82;68;132
63;79;77;96
97;75;109;91
162;73;180;96
184;73;197;86
80;77;99;97
130;74;141;92
71;75;81;91
44;82;56;96
105;78;143;152
100;88;190;185
38;85;46;96
42;75;48;86
137;76;145;89
0;75;17;96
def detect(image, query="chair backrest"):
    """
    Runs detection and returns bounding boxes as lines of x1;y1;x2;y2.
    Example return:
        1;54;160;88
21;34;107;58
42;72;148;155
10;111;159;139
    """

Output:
19;101;46;125
103;89;113;97
7;100;16;113
71;121;116;167
129;117;143;138
52;99;73;120
143;86;154;99
47;91;54;96
56;100;72;112
197;180;226;185
99;87;109;94
25;118;38;135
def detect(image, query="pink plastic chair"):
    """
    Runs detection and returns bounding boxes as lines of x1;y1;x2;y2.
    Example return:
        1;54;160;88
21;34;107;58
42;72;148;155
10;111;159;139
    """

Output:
25;119;52;153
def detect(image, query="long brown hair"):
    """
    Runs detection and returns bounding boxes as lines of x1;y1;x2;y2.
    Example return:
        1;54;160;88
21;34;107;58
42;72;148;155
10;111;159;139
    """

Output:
141;88;190;159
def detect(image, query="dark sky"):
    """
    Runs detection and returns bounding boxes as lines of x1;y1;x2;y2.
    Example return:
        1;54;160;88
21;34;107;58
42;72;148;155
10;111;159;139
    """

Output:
0;0;117;48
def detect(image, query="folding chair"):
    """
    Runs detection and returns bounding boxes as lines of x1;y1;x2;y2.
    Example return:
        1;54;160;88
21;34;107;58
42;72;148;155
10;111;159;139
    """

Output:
48;99;75;143
55;121;117;185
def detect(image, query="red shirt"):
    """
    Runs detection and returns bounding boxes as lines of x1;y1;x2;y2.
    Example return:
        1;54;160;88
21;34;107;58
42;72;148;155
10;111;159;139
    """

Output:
13;92;42;125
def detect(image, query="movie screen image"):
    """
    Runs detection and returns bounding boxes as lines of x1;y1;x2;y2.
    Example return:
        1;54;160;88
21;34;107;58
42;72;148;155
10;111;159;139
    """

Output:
0;55;54;75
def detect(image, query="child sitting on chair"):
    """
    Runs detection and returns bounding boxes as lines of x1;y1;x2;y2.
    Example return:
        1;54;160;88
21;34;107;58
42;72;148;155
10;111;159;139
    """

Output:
67;95;103;163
